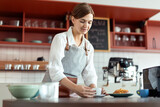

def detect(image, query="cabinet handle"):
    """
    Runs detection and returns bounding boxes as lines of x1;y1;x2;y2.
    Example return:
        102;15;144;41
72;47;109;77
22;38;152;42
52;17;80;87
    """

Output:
152;37;156;49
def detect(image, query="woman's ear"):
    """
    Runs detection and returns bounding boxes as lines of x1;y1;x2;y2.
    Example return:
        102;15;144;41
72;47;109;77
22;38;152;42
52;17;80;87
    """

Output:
71;16;75;25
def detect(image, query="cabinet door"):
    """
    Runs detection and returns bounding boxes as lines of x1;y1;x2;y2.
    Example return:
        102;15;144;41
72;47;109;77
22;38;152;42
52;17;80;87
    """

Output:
147;21;160;50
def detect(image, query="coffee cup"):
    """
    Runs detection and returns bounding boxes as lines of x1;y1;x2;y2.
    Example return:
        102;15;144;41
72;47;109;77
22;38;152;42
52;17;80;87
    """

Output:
135;28;141;33
93;88;102;95
115;26;121;32
123;27;131;33
136;89;149;98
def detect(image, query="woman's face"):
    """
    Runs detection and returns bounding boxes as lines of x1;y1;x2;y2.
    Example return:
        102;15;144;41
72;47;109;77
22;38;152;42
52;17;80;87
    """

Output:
72;13;93;35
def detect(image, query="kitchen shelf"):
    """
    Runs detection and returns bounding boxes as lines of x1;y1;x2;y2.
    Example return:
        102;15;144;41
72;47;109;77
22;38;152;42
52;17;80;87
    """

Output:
25;27;67;33
0;69;46;72
0;11;69;47
111;19;147;49
0;61;48;72
0;41;51;46
115;32;145;36
21;42;51;46
111;46;146;49
0;25;23;30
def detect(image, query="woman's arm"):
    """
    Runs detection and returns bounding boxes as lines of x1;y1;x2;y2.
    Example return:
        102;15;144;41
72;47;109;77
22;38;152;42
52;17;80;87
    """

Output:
60;77;96;98
48;34;67;82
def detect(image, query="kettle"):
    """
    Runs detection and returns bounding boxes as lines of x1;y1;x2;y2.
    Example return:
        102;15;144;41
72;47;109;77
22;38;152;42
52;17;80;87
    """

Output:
37;56;45;61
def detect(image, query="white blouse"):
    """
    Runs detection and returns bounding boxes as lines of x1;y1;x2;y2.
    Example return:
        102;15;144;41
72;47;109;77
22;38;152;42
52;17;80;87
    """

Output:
48;27;97;86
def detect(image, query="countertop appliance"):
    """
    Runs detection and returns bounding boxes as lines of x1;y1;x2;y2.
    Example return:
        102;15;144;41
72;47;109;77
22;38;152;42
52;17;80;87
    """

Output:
143;66;160;97
103;57;138;84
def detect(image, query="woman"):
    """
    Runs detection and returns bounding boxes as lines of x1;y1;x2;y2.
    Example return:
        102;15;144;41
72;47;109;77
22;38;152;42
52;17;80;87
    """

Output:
43;3;105;98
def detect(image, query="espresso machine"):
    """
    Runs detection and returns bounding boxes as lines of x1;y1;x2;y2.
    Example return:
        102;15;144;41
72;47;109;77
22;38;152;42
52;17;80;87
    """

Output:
103;57;138;84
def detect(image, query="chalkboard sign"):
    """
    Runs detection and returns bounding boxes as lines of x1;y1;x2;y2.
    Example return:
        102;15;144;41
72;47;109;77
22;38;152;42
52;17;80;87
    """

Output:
87;17;110;52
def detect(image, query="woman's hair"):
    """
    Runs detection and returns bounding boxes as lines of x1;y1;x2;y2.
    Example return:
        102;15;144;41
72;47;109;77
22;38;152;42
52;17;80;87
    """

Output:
71;2;94;19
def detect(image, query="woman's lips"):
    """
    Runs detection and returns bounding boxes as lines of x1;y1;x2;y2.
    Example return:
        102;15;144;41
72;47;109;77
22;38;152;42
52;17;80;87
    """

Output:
82;28;87;32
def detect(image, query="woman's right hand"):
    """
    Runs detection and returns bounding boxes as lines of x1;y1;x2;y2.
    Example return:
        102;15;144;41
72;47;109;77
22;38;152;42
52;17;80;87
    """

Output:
74;85;96;98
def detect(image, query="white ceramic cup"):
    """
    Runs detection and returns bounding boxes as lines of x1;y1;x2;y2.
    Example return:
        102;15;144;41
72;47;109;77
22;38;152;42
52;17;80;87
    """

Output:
115;26;121;32
123;27;131;33
93;88;102;95
135;28;141;33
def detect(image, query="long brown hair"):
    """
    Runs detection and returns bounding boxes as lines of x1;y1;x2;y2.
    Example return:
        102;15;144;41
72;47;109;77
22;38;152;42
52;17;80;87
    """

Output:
71;3;94;19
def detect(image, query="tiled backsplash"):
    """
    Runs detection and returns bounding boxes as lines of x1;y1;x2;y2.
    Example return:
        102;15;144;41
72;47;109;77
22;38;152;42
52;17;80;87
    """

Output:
0;45;160;84
0;46;50;61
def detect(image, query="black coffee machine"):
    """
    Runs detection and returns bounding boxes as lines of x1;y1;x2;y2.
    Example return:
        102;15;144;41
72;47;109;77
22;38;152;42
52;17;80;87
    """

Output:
143;66;160;97
108;57;134;69
104;57;137;83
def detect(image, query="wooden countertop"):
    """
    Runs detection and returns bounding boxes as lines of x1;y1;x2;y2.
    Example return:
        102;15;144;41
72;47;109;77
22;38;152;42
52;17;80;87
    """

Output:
3;97;160;107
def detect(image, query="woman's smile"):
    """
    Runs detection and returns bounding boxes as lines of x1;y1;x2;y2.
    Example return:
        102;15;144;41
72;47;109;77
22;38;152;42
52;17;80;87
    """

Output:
81;28;88;32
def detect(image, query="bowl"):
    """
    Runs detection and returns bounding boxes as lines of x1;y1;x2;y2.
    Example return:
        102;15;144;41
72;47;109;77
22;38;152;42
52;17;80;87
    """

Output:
4;38;18;42
8;84;40;99
31;40;42;43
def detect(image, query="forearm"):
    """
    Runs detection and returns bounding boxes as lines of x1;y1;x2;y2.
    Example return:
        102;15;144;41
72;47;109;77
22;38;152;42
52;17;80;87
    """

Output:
60;77;96;97
59;77;77;92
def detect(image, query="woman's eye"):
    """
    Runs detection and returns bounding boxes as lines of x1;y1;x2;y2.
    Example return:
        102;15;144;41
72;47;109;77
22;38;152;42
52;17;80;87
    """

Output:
88;21;92;24
80;20;85;23
79;20;92;24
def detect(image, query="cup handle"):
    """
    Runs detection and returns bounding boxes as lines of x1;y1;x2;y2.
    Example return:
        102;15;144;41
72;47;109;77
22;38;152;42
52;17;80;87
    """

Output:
136;90;140;95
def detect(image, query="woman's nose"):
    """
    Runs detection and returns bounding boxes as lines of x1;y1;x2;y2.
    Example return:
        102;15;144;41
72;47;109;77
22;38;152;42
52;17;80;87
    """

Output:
83;22;88;27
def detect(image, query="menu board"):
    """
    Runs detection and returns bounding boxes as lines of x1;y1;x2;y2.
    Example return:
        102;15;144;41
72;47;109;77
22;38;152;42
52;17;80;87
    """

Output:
87;17;110;52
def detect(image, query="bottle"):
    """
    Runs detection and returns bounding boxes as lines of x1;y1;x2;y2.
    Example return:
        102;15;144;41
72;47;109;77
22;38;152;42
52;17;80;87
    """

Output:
48;35;53;43
139;72;143;89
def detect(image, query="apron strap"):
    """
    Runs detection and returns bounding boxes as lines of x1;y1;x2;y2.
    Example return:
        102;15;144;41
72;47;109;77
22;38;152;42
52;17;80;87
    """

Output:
85;41;90;56
65;36;89;56
65;36;69;50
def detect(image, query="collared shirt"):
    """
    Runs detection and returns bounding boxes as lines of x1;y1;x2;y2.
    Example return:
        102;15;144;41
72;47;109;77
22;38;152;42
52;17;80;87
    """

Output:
48;27;97;86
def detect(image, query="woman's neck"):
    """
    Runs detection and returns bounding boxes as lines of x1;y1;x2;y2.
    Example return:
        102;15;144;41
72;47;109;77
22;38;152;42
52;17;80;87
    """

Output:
72;27;83;46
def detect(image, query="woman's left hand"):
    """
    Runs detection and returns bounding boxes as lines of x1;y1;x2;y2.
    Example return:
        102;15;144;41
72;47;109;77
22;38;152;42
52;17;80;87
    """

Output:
101;87;107;95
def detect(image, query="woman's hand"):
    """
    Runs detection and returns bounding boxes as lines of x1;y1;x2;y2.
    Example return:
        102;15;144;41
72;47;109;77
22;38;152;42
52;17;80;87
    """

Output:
74;85;96;98
102;87;107;95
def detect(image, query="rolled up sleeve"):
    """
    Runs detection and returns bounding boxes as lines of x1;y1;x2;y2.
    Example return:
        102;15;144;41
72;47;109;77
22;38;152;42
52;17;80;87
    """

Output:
48;34;66;82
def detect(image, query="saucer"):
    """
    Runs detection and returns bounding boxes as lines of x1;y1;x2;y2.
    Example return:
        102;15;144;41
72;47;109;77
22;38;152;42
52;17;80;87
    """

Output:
109;93;133;97
94;94;105;98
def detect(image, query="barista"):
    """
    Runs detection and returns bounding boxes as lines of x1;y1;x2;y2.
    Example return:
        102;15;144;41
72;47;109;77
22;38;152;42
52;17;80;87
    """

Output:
43;3;105;98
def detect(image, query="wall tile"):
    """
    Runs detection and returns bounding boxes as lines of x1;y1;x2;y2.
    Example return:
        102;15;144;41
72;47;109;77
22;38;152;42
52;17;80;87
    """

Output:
0;78;5;83
1;46;160;84
0;72;5;78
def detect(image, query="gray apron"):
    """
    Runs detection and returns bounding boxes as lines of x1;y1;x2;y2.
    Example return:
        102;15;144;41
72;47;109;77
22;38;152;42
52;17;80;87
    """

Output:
43;36;87;82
